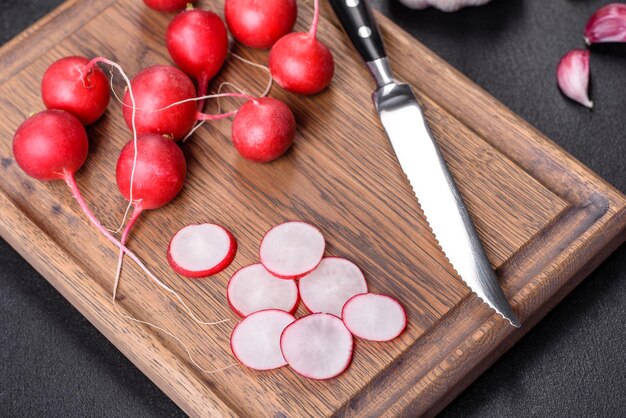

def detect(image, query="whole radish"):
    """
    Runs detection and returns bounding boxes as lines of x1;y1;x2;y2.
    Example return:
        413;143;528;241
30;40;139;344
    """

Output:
143;0;190;13
116;133;187;212
166;8;228;106
269;0;334;95
113;133;187;292
231;97;295;162
41;56;110;125
13;110;88;181
122;65;197;141
225;0;297;49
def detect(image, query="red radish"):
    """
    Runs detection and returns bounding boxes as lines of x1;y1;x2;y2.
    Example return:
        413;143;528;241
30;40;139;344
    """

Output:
113;133;187;294
122;65;197;141
13;110;88;181
231;97;296;162
167;223;237;278
116;133;187;212
41;56;110;125
259;221;325;280
231;309;296;370
144;0;190;13
269;0;334;95
166;8;228;106
230;309;296;370
280;313;353;380
227;264;299;317
224;0;297;49
342;293;406;341
298;257;367;317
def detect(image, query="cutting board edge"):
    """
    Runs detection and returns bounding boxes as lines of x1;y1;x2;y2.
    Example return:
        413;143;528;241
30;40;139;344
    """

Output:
0;192;240;418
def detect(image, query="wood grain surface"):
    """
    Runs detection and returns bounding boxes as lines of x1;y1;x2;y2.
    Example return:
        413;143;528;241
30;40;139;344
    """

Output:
0;1;625;416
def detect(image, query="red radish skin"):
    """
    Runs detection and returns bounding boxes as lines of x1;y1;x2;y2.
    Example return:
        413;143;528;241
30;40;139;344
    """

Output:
122;65;197;141
116;133;187;210
143;0;190;13
166;8;228;102
225;0;297;49
227;263;299;317
167;224;237;278
259;221;326;280
13;110;88;181
231;309;296;370
341;293;407;342
280;313;353;380
231;97;296;162
41;56;110;125
298;257;367;317
269;0;334;95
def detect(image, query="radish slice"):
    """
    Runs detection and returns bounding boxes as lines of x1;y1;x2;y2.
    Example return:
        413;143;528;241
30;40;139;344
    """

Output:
167;223;237;278
280;313;353;380
342;293;407;342
259;222;325;279
298;257;367;317
231;309;296;370
227;264;299;317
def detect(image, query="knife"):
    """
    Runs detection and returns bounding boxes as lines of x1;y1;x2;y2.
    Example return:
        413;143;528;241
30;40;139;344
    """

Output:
328;0;520;327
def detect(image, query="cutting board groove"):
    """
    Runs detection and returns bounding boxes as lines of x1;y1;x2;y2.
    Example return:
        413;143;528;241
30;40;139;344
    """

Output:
1;1;625;417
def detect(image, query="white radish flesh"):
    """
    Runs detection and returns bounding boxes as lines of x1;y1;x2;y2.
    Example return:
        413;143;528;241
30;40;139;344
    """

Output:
342;293;407;342
227;264;299;317
167;224;237;278
280;313;353;380
230;309;296;370
298;257;367;317
259;221;325;279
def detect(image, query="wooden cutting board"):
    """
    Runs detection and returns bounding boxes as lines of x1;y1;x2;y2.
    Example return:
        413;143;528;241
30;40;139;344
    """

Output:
1;0;624;416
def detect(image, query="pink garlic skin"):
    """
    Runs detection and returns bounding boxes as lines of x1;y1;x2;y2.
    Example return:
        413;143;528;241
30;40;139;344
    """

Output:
557;49;593;109
584;3;626;44
398;0;492;12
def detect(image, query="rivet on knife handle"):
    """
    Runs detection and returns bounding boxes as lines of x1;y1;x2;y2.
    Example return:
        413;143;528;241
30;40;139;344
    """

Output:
329;0;386;63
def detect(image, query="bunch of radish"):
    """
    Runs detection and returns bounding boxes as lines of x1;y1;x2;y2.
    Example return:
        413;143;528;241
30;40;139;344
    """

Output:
142;0;334;162
10;0;355;377
228;222;407;380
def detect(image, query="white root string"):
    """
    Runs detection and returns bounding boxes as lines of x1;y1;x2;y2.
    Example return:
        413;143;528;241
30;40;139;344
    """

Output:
86;58;138;234
111;210;236;375
64;172;229;328
112;299;237;374
187;52;273;142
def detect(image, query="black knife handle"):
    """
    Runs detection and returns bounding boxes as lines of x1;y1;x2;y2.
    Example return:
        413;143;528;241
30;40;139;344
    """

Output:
328;0;386;63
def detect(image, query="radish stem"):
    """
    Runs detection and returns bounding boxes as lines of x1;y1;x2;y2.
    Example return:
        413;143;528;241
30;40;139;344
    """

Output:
64;171;228;326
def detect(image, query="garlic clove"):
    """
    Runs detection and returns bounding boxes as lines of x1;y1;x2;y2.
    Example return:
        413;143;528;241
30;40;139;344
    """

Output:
584;3;626;44
557;49;593;109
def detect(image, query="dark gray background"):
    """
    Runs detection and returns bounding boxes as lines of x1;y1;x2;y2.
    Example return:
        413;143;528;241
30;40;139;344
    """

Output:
1;0;625;416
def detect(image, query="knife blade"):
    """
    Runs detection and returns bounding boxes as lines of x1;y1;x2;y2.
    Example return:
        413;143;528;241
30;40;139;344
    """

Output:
329;0;520;327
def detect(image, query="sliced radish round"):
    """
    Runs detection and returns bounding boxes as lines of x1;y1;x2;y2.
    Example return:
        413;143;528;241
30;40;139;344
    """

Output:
298;257;367;317
227;264;299;317
230;309;296;370
167;223;237;278
342;293;407;342
280;313;353;380
259;221;325;280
